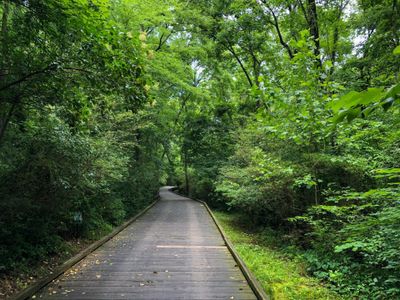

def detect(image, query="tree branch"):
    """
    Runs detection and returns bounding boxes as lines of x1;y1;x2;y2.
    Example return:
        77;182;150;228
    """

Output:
297;0;310;24
224;41;254;87
260;1;294;59
0;65;56;92
0;65;93;92
155;32;172;52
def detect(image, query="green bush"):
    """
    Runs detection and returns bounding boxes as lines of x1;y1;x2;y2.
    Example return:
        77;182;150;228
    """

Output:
216;146;297;225
215;137;373;227
292;176;400;299
0;112;161;274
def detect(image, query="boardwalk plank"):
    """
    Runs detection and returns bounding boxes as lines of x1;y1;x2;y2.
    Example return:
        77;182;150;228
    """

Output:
33;187;257;299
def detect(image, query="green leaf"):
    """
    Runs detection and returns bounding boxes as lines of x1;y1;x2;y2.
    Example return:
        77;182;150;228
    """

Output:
346;108;361;122
394;45;400;55
335;241;368;253
361;105;376;117
332;110;347;124
357;88;385;105
385;83;400;99
329;91;360;112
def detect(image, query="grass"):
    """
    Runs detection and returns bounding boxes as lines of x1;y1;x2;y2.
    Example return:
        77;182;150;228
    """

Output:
213;211;342;300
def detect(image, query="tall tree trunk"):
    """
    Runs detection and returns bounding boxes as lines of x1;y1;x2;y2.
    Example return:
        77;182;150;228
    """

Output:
0;100;17;144
306;0;322;67
330;0;350;74
184;150;189;196
1;0;9;68
0;0;12;146
330;27;339;75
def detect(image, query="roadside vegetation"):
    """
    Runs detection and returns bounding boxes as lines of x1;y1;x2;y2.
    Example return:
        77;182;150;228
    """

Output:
214;211;341;300
1;0;399;299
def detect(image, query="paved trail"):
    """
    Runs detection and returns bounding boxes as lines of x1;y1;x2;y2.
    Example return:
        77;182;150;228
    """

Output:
34;187;257;299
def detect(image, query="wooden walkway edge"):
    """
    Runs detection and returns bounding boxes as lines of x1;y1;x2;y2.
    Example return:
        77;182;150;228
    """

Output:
11;187;269;300
10;198;159;300
171;189;269;300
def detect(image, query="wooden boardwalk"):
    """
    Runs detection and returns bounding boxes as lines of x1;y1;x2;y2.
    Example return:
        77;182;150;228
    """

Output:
33;187;257;299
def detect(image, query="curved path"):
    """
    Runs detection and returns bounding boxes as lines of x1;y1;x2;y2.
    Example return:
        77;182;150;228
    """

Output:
34;187;257;299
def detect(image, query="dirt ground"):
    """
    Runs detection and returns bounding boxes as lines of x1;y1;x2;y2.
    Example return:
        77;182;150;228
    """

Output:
0;239;92;299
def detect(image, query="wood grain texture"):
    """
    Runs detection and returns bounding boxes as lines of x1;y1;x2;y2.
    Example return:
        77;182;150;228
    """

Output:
31;187;257;300
11;198;159;300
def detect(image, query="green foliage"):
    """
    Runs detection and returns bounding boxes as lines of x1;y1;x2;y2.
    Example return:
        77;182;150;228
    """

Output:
0;106;163;272
1;0;400;298
330;84;400;123
214;124;373;226
216;145;297;225
293;182;400;298
161;1;400;298
330;42;400;122
0;0;163;275
214;211;341;300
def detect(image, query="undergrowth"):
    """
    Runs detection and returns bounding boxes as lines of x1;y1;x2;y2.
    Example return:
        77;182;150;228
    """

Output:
214;211;343;300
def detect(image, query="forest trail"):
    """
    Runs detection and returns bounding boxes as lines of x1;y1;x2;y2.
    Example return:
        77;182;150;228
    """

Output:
33;187;257;299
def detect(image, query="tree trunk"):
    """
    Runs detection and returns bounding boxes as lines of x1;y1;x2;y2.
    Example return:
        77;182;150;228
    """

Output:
0;100;17;144
184;150;189;196
1;0;9;67
306;0;322;67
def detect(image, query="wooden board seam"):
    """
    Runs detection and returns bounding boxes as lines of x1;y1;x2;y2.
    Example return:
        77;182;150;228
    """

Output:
10;196;160;300
170;188;270;300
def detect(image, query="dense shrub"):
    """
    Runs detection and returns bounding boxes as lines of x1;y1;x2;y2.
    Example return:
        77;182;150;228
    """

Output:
293;182;400;299
214;128;374;227
216;147;297;225
211;120;400;298
0;112;162;273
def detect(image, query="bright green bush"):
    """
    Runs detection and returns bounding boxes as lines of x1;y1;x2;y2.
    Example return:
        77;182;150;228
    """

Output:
292;172;400;299
214;127;374;227
216;146;297;225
